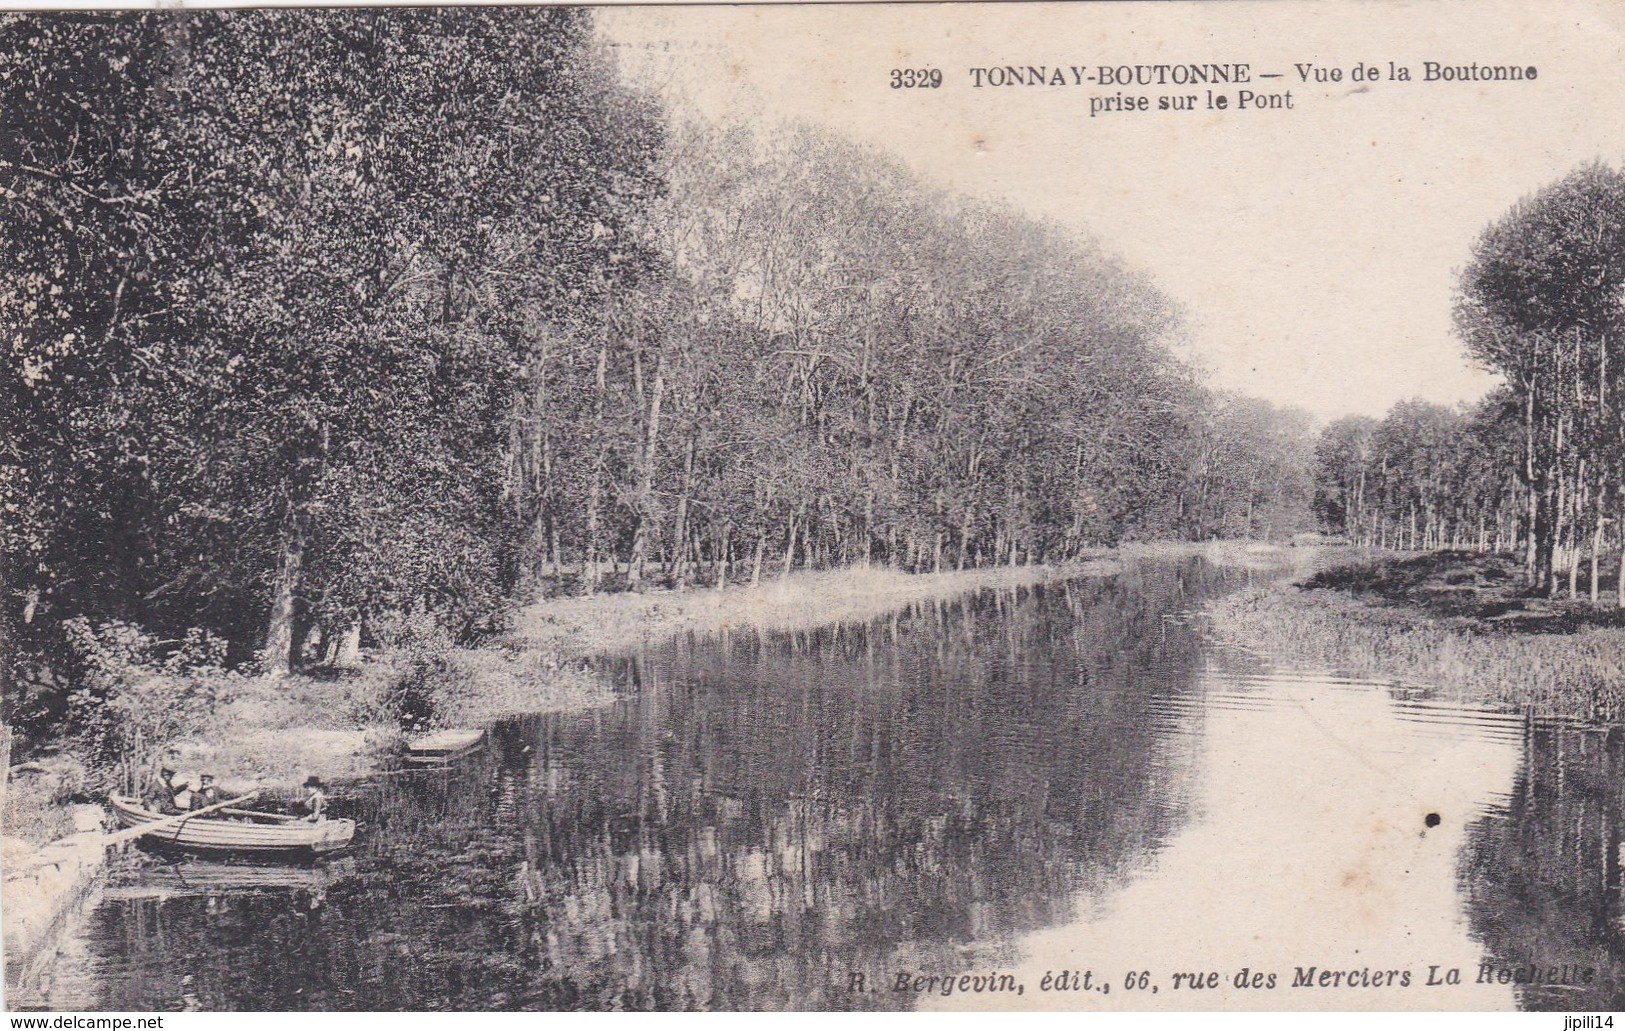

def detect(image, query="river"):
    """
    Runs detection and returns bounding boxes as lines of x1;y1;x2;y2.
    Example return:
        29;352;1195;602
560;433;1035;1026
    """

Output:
14;558;1625;1010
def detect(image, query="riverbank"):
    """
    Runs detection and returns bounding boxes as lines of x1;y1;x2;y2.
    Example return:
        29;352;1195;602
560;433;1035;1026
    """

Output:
510;557;1123;656
2;803;109;991
6;541;1291;842
209;536;1300;777
1207;549;1625;722
8;557;1123;816
4;541;1288;985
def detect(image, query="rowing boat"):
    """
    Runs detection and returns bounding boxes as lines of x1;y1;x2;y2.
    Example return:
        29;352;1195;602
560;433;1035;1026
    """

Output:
108;795;356;858
404;727;486;765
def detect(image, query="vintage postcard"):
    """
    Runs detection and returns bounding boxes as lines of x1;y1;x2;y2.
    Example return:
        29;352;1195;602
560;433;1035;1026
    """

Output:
4;0;1625;1016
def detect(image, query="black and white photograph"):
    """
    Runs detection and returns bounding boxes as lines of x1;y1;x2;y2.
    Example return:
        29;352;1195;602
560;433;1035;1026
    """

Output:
3;0;1625;1014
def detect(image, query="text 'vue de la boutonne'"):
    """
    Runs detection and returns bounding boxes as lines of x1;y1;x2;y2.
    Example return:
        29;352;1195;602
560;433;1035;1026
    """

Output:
887;61;1541;118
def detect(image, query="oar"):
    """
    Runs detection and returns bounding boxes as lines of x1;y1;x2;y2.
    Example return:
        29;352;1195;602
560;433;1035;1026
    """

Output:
219;806;299;823
103;791;260;848
350;765;453;781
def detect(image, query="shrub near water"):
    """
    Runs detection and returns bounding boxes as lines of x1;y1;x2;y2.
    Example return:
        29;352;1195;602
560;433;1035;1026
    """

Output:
58;617;243;793
1209;580;1625;723
359;607;611;730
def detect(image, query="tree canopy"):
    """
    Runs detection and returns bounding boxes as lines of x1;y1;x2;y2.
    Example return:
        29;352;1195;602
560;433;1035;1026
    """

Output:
2;9;663;675
1453;162;1625;596
3;10;1317;706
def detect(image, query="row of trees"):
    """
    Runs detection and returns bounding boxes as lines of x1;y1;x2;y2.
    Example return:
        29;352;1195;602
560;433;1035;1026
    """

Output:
2;10;1316;689
510;122;1317;600
1313;389;1624;604
1312;398;1515;553
1313;163;1625;604
1455;163;1625;599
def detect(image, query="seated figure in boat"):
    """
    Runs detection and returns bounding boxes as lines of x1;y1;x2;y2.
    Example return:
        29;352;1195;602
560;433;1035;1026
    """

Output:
302;776;328;822
192;774;222;810
145;767;184;814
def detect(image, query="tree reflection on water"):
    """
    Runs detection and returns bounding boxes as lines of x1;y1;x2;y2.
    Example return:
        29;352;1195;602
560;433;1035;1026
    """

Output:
1461;721;1625;1009
67;561;1231;1011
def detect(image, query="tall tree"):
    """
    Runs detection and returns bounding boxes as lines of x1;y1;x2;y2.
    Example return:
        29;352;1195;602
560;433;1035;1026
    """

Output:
1455;162;1625;596
1;9;663;673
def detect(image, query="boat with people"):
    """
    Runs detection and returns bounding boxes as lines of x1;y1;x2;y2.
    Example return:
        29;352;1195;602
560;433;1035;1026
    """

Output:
108;795;356;859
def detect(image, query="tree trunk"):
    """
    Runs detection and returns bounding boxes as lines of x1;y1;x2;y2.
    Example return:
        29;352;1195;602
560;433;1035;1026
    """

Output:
628;357;666;591
542;434;559;575
1567;464;1585;599
1523;387;1539;586
956;515;970;571
781;514;797;579
584;339;609;596
263;527;306;678
1589;479;1604;604
862;491;874;566
584;487;602;596
529;337;555;577
1534;475;1557;596
290;610;313;673
714;526;730;589
627;524;649;591
1552;483;1565;598
334;621;362;668
670;433;696;588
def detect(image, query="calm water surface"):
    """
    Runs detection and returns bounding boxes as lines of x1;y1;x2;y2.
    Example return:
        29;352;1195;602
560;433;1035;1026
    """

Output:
18;559;1625;1010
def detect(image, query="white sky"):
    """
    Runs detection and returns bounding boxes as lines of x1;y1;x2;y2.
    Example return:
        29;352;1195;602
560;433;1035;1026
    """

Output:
598;0;1625;422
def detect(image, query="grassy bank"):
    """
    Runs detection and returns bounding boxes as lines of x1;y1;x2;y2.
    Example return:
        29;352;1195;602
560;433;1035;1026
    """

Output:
8;540;1307;845
511;558;1121;656
7;556;1130;841
1207;549;1625;722
187;559;1144;787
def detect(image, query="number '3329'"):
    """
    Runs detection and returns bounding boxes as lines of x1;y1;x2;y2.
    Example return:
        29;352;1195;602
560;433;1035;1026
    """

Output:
890;68;942;88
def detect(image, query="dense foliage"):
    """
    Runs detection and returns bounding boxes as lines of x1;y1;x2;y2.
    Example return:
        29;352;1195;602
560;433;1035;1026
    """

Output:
510;123;1316;594
2;9;661;684
1;9;1313;732
1311;397;1521;552
1455;162;1625;599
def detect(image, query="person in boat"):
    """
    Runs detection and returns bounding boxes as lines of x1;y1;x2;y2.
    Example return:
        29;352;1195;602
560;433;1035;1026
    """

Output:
146;767;184;814
192;774;222;810
302;776;328;822
170;778;194;813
